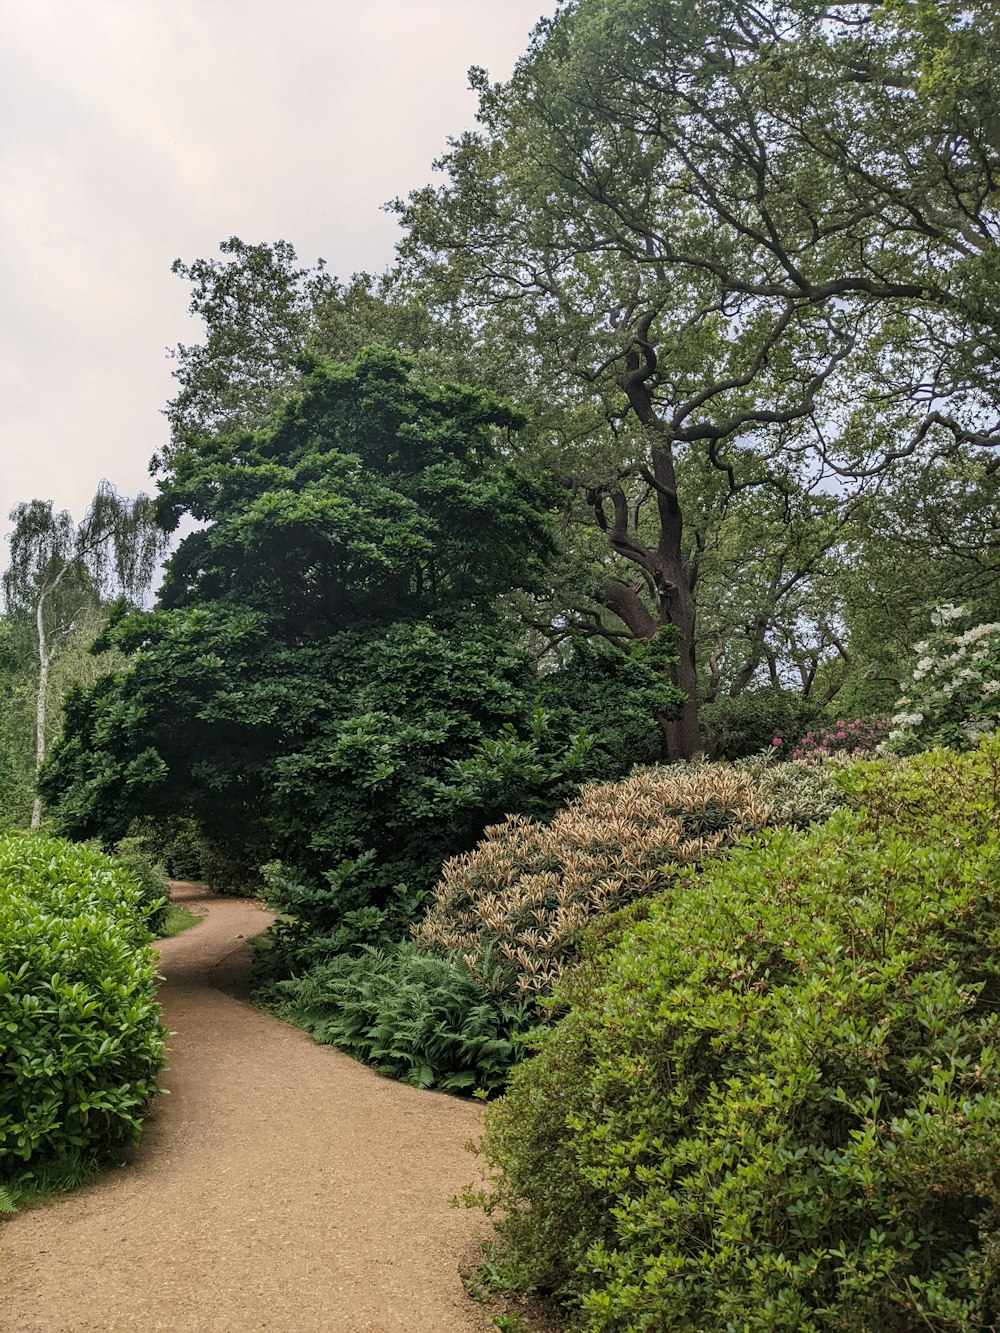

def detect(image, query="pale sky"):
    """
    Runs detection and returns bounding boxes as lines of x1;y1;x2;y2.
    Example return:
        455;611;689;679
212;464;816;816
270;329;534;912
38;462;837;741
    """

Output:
0;0;553;578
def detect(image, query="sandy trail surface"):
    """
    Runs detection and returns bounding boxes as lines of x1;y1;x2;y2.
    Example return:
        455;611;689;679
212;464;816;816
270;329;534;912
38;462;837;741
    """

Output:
0;883;492;1332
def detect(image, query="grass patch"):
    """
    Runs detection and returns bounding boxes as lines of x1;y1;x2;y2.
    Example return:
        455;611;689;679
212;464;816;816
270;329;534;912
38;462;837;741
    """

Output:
0;1154;107;1217
157;902;201;938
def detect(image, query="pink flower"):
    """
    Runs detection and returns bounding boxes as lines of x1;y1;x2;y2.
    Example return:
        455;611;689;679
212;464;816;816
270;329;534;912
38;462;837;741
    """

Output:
771;737;782;747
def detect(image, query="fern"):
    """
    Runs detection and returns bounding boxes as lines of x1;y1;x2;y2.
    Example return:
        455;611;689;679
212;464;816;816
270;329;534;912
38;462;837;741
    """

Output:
266;943;530;1094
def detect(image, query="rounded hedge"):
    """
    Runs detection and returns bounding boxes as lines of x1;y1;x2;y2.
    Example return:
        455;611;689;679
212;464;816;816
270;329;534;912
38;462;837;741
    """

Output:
0;834;166;1191
479;748;1000;1331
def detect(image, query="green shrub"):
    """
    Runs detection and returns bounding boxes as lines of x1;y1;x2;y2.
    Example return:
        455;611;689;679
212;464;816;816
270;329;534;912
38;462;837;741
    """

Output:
110;835;172;933
744;752;850;828
699;687;821;760
263;942;531;1095
276;758;846;1100
842;740;1000;848
116;817;203;883
537;634;682;774
197;838;263;896
0;834;165;1194
477;750;1000;1330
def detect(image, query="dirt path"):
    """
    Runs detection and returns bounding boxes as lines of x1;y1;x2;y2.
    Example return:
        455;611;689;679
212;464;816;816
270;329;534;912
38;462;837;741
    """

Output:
0;884;493;1332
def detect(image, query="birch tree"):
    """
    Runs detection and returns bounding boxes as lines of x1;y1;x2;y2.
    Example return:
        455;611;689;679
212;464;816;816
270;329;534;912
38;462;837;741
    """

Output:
3;482;167;826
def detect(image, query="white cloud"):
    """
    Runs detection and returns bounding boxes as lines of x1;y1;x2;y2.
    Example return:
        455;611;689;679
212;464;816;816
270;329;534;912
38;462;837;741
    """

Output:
0;0;552;566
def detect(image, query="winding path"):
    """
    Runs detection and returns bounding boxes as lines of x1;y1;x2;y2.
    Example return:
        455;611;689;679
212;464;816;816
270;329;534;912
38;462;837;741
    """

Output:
0;884;493;1332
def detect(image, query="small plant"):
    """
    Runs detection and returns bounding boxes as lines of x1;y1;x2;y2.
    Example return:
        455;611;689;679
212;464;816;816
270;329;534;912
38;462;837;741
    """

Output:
264;942;529;1094
888;606;1000;752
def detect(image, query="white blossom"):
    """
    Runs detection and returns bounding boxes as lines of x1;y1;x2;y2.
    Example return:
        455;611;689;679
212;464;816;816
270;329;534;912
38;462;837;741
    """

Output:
931;603;966;626
958;623;1000;645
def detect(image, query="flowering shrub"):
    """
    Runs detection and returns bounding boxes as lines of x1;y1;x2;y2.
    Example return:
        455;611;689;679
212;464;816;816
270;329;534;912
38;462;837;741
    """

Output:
777;716;889;761
888;605;1000;752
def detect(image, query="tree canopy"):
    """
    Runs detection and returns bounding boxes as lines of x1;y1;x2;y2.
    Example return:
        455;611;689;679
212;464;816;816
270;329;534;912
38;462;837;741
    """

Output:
43;351;677;925
387;0;1000;753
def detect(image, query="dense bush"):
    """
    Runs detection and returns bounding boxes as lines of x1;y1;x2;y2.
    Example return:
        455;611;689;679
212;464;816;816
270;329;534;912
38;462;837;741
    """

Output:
790;716;889;760
108;835;172;933
537;635;681;774
115;819;203;885
412;765;771;1011
699;687;821;760
475;744;1000;1330
264;757;850;1097
251;629;681;982
741;753;848;828
0;835;165;1194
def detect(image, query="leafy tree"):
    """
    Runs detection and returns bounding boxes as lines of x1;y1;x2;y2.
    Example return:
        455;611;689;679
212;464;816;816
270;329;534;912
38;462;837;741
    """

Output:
392;0;1000;755
45;353;673;935
161;236;336;460
0;618;34;827
3;484;167;825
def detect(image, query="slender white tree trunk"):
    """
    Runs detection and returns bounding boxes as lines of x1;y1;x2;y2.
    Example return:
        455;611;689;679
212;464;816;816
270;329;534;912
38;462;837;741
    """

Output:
31;590;49;828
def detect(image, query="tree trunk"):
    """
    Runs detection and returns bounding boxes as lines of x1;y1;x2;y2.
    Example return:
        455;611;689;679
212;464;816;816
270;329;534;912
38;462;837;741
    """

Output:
32;591;49;828
610;345;702;760
663;580;700;762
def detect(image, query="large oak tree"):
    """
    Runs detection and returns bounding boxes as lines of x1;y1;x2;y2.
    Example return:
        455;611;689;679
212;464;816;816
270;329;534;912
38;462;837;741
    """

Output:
392;0;1000;756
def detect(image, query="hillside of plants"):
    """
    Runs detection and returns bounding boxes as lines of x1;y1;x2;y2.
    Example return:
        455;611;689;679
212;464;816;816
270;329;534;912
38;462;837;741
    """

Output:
3;0;1000;1325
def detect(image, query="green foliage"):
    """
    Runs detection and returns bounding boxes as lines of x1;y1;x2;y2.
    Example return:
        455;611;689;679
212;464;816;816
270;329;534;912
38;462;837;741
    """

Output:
538;636;680;773
262;942;530;1096
0;619;34;829
0;604;123;833
157;902;200;939
0;835;165;1195
42;353;565;906
196;839;262;896
699;687;821;761
476;745;1000;1329
270;755;847;1098
45;353;682;987
744;754;849;829
117;818;203;882
163;236;336;452
840;740;1000;850
109;836;171;933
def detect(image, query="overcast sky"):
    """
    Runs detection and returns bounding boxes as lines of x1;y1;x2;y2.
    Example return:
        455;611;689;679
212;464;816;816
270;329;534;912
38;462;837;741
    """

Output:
0;0;553;576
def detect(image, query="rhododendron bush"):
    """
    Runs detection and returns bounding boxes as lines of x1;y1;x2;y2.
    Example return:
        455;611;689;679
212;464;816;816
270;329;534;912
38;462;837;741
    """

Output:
889;606;1000;753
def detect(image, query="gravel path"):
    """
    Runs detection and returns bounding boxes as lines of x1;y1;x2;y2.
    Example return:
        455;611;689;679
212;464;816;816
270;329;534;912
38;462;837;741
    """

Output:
0;883;493;1332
